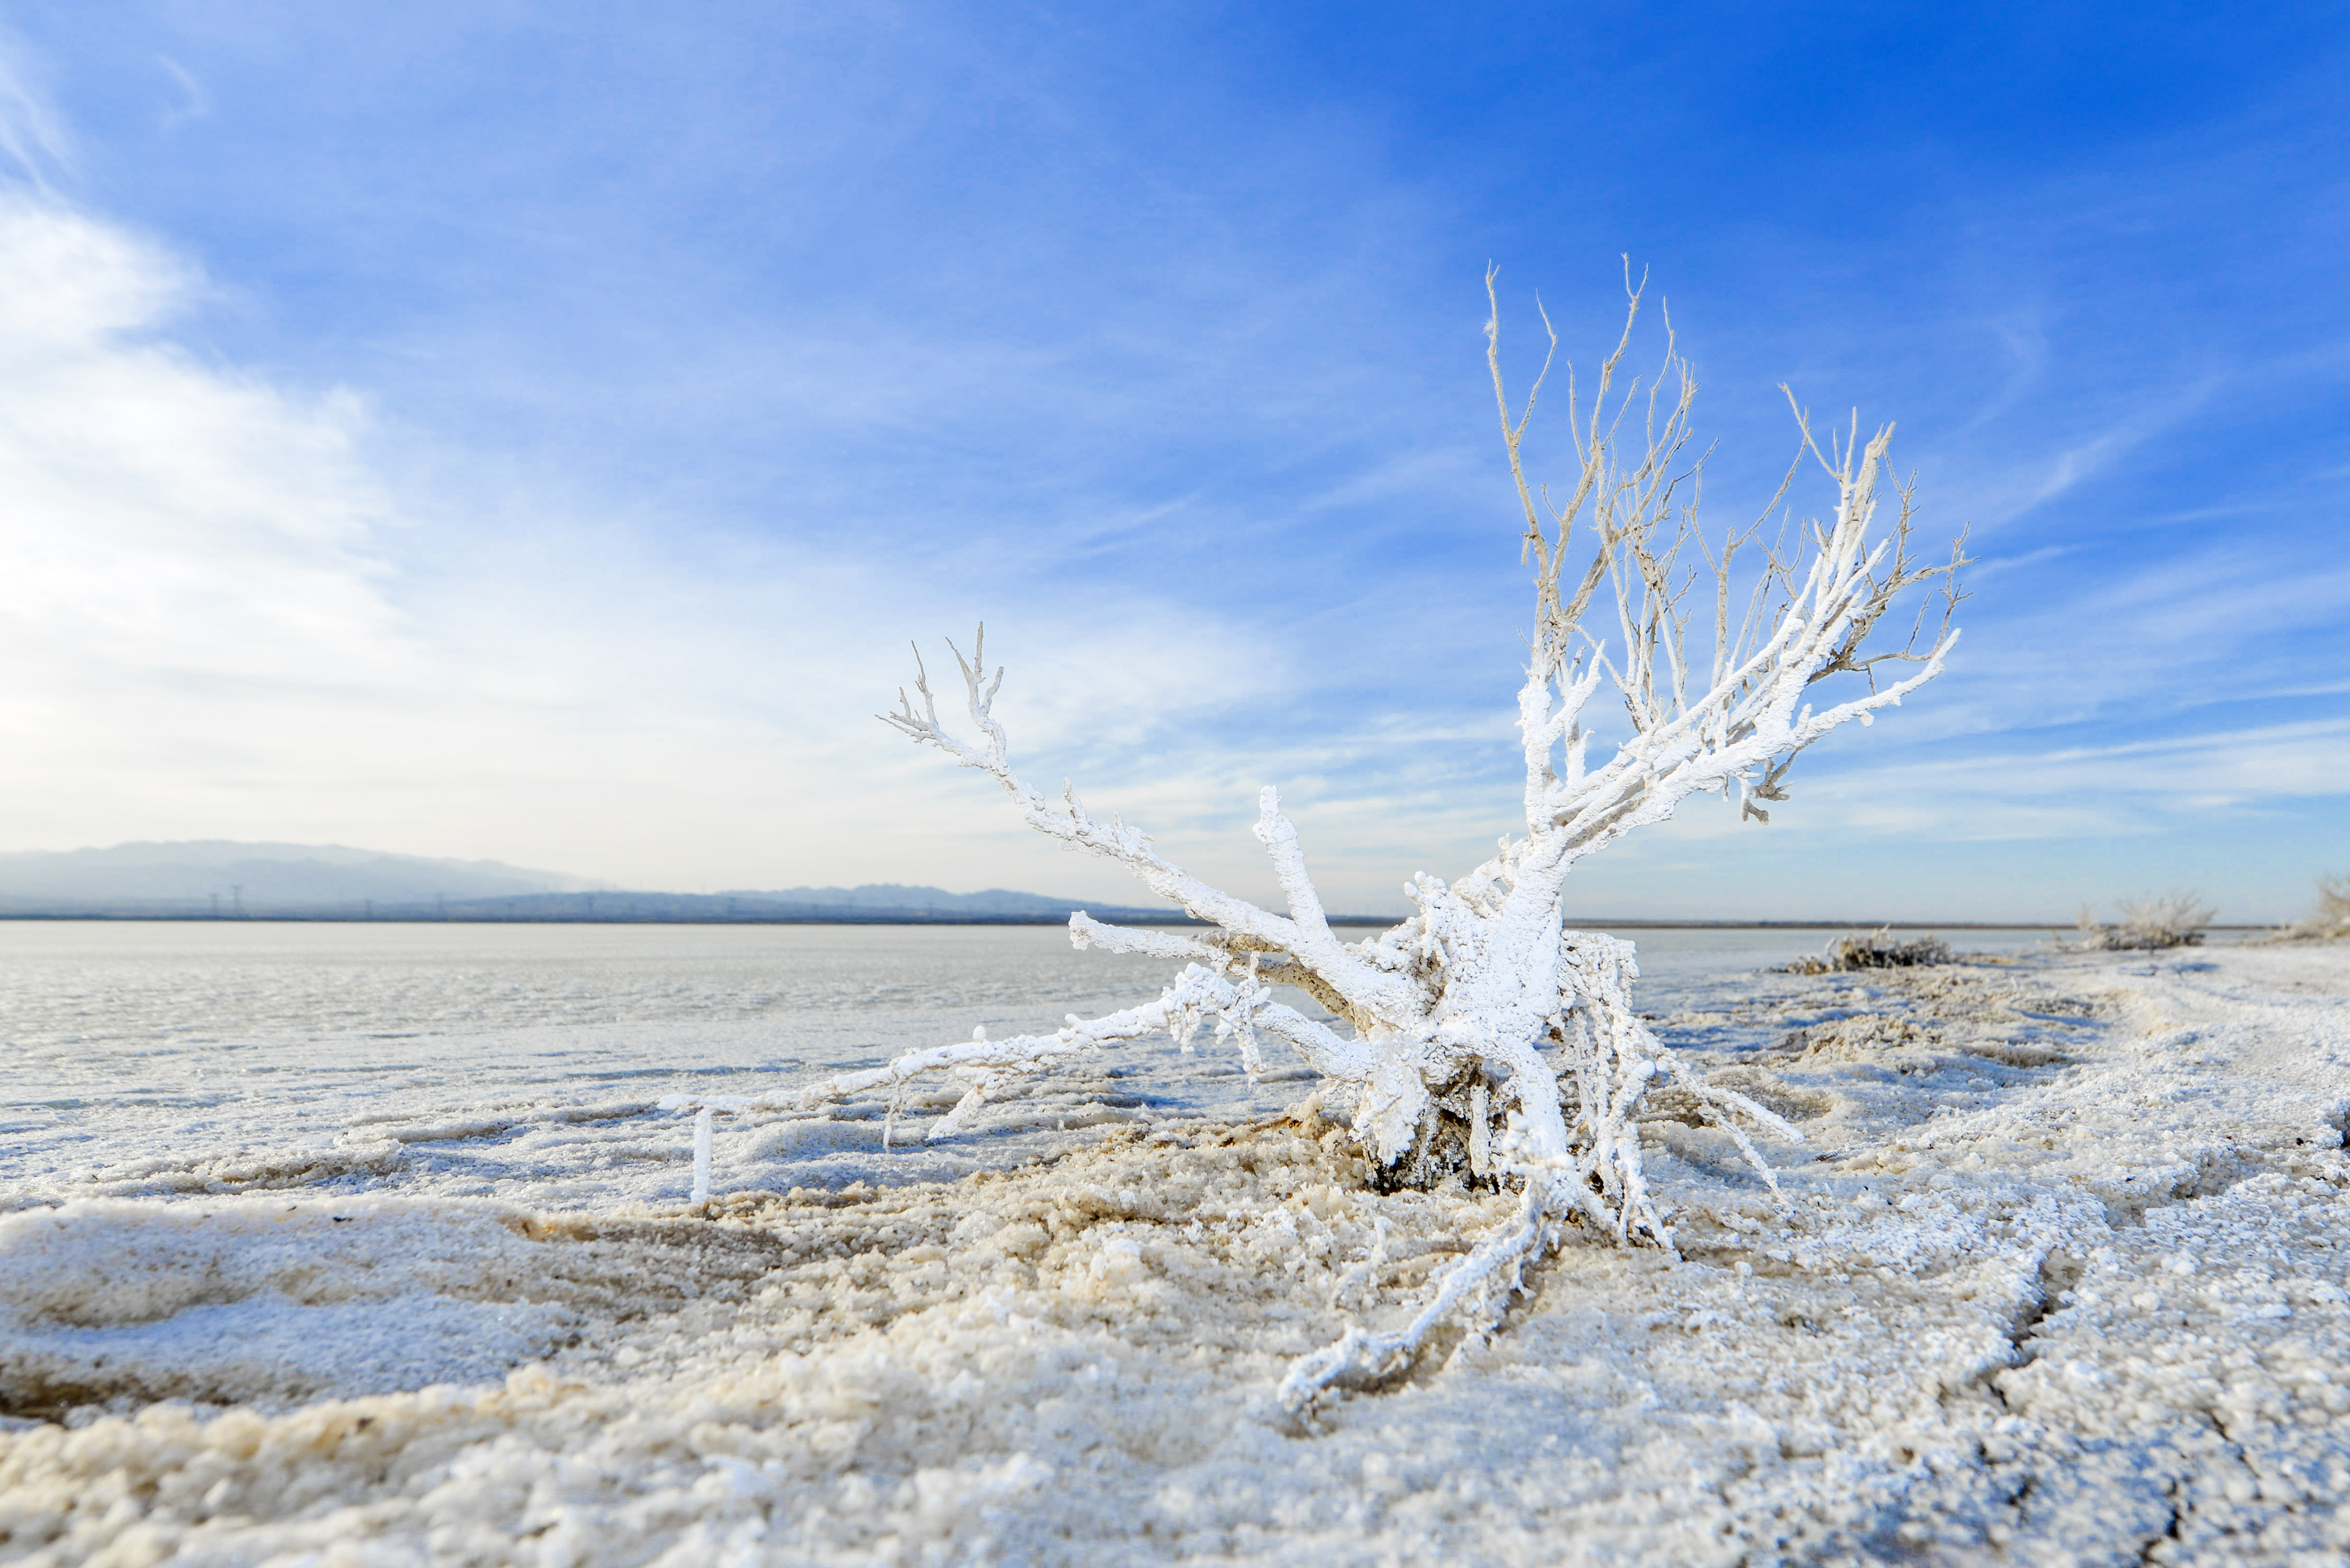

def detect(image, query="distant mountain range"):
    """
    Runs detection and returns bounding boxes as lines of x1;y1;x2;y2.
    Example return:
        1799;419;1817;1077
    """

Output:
406;888;1209;925
0;841;600;913
0;844;2077;929
0;842;1229;924
720;884;1152;917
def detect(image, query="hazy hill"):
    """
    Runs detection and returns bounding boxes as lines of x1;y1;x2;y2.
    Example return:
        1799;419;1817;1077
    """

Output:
719;884;1152;917
444;886;1198;924
0;841;600;912
0;849;1217;923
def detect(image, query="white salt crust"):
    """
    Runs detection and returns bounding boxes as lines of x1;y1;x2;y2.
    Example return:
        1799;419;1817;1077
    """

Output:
2;945;2346;1565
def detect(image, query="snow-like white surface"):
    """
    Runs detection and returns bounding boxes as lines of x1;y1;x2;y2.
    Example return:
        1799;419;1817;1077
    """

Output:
4;942;2345;1564
0;1200;596;1408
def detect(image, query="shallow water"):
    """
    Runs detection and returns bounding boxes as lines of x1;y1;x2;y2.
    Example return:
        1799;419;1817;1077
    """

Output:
0;920;2059;1208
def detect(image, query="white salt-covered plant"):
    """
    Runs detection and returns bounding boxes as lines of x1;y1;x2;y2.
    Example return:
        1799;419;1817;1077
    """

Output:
675;266;1964;1404
2077;890;2216;950
2279;875;2350;942
1781;927;1955;975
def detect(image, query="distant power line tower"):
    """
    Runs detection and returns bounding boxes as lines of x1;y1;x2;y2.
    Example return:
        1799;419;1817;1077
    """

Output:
231;884;243;917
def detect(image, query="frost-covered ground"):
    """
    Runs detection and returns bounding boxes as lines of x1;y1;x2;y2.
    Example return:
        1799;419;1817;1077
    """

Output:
3;939;2346;1565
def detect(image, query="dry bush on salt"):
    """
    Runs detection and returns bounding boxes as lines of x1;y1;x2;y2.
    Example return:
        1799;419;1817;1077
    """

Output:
1778;928;1953;975
669;262;1967;1405
2076;891;2217;951
2262;875;2350;944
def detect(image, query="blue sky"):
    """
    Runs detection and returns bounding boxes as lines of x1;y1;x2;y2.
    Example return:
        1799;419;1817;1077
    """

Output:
0;2;2342;920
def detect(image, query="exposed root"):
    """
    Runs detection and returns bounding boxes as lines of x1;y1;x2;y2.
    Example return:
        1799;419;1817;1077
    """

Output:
1277;1172;1561;1411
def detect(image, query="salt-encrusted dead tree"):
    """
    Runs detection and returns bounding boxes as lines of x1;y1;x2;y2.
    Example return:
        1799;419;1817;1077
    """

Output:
673;264;1964;1404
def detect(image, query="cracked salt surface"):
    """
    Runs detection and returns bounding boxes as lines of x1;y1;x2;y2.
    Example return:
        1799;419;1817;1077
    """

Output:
3;926;2346;1564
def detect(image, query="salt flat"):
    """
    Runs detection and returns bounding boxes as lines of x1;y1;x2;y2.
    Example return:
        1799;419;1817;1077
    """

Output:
3;942;2345;1565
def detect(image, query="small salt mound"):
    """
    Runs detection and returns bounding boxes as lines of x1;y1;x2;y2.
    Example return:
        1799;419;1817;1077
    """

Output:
0;1197;781;1414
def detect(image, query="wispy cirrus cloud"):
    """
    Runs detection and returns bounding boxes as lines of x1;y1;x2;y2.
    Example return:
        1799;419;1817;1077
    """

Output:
0;33;68;187
0;174;1323;900
0;4;2340;920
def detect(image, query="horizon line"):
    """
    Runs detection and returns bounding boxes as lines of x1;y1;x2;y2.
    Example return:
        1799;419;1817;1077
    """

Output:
0;912;2246;932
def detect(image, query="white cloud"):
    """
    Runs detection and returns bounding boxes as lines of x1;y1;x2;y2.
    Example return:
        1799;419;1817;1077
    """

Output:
0;199;419;827
0;190;1325;899
155;56;211;132
0;201;401;675
1794;716;2350;839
